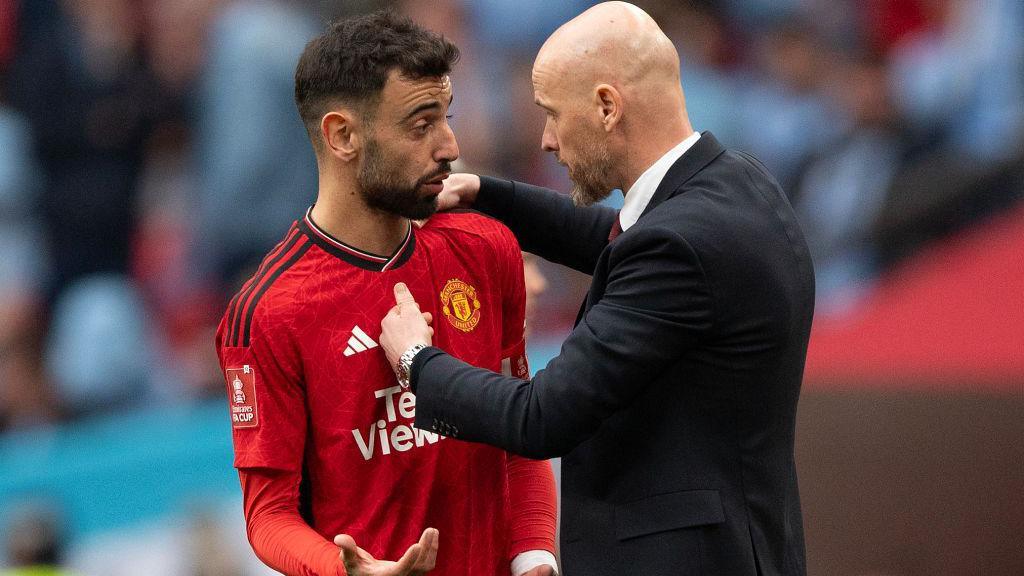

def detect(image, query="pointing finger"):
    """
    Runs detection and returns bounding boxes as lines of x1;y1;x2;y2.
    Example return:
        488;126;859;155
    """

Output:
393;282;420;311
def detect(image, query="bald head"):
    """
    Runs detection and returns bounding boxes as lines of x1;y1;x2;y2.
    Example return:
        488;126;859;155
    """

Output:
530;2;693;201
536;2;683;103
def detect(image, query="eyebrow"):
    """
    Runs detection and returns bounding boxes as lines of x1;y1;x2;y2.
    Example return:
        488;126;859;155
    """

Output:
402;101;441;123
401;93;455;123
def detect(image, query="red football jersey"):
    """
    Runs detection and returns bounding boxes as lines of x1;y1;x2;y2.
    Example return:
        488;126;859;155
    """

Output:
216;209;537;575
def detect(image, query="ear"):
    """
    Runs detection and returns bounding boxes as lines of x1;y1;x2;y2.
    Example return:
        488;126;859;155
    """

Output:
594;84;623;132
320;110;362;162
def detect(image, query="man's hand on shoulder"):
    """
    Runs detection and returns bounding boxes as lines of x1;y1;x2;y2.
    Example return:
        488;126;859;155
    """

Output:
521;565;556;576
437;173;480;211
335;528;439;576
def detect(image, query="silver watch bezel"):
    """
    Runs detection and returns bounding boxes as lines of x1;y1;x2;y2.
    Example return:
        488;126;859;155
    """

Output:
396;343;428;389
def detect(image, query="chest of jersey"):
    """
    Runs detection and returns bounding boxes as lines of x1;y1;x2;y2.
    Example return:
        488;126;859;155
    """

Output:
292;239;504;465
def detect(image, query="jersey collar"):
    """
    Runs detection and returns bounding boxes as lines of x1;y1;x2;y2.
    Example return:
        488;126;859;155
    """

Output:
299;206;416;272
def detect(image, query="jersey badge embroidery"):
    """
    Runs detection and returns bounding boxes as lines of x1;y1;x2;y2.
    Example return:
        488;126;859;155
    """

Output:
440;278;482;332
226;365;259;428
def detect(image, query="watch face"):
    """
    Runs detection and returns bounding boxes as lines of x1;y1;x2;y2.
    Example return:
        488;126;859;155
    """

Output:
397;357;412;389
396;345;423;391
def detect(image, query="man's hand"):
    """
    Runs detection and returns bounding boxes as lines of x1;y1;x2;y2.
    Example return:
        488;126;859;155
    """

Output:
521;566;556;576
380;282;434;368
436;173;480;211
334;528;439;576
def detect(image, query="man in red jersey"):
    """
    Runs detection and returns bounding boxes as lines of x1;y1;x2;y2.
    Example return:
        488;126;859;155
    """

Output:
214;11;557;576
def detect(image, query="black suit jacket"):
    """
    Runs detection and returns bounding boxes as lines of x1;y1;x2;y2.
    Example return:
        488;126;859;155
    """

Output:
412;133;814;575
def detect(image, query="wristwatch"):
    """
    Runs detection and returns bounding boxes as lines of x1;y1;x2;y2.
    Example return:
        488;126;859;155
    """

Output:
396;343;429;390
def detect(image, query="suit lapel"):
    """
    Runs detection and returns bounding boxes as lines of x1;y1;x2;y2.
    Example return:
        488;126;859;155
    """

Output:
574;297;587;326
637;131;727;222
575;133;726;328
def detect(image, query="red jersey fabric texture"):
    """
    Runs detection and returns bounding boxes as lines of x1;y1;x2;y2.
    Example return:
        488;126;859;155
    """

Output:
216;210;556;575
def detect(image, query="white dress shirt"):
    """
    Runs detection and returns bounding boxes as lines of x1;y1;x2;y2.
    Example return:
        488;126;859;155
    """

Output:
619;131;701;231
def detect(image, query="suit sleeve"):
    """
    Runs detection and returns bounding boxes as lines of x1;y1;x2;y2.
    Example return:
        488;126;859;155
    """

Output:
474;176;618;275
412;225;715;459
494;232;558;558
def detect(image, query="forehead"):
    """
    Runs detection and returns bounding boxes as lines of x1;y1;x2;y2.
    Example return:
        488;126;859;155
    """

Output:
380;70;452;112
531;58;564;103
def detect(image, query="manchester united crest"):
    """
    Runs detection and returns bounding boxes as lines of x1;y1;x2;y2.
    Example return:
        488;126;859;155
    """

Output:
440;278;481;332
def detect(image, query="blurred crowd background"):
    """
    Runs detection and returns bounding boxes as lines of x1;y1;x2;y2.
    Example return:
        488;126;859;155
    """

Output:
1;0;1022;575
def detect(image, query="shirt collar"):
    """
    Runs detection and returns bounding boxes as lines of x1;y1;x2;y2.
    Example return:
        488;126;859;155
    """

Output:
619;131;701;231
300;206;415;272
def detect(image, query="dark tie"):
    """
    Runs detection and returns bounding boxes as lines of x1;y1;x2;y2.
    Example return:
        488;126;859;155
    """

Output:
608;215;623;243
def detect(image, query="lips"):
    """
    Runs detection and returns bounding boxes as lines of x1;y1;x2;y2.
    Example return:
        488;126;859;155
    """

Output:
422;171;449;190
420;172;449;195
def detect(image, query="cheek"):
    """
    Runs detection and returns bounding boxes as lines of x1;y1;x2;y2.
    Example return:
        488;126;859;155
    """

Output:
557;129;579;158
393;139;428;170
557;116;586;153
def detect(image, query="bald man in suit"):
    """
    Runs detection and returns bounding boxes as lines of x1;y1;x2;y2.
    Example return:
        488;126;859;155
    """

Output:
381;3;814;574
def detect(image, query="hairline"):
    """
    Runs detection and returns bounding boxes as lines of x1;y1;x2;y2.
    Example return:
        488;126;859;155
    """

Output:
306;68;454;152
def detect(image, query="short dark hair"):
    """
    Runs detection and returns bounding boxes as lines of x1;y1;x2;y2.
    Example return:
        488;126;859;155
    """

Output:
294;10;460;145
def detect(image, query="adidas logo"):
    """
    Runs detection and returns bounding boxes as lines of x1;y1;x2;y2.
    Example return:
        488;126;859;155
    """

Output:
344;326;378;357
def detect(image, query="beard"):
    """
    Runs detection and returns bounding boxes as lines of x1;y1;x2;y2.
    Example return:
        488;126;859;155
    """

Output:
565;132;614;207
358;138;449;220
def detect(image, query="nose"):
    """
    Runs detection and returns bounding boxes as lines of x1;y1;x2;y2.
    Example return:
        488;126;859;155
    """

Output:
541;117;558;153
435;121;460;163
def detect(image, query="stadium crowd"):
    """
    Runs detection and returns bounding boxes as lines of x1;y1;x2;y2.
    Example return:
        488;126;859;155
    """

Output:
0;0;1021;435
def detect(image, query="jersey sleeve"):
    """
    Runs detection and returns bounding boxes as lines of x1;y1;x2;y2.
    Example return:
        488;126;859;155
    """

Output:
496;227;530;378
240;468;346;576
216;307;306;472
493;225;558;559
505;456;557;559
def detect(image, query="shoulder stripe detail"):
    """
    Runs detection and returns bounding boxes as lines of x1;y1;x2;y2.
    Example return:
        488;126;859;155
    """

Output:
232;234;309;347
227;226;300;346
228;227;304;347
239;239;312;347
226;225;300;346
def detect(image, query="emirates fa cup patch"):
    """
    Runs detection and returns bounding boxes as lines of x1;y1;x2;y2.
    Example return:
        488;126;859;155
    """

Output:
226;365;259;429
501;353;530;380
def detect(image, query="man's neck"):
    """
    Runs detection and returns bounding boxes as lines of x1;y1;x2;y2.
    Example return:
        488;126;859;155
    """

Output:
310;183;409;257
620;125;694;196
